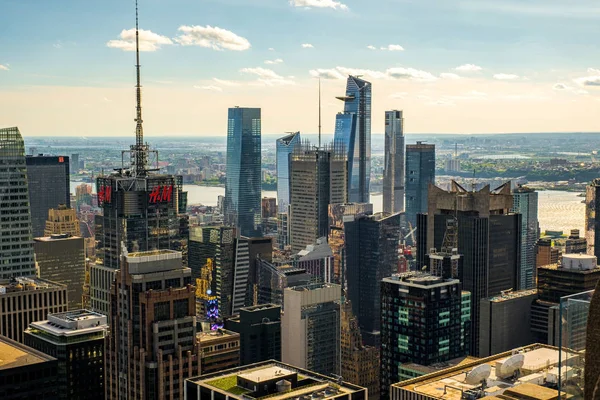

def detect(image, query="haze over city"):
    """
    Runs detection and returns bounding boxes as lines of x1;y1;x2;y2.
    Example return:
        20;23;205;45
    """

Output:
2;0;600;136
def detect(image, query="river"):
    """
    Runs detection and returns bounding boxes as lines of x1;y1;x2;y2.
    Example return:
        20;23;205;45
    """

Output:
71;182;585;234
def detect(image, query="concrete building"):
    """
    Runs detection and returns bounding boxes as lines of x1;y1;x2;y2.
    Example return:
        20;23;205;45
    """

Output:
479;289;538;357
197;328;240;375
225;304;282;365
566;229;587;254
105;249;198;400
25;154;70;238
34;234;86;309
391;344;580;400
405;142;435;229
419;181;521;356
282;283;341;376
511;186;539;289
345;212;400;346
289;142;347;253
538;254;600;303
276;210;290;250
24;310;108;400
0;127;37;280
0;277;68;343
0;335;59;399
380;273;471;399
262;197;277;219
536;237;561;267
184;360;367;400
383;110;405;214
44;204;81;237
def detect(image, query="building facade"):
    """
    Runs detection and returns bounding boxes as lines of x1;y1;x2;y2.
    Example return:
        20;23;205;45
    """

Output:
334;75;372;203
536;237;561;267
225;304;282;365
587;178;600;261
256;259;312;307
383;110;405;214
44;204;81;237
380;273;470;399
0;127;37;280
0;277;68;343
34;234;86;310
276;132;301;212
105;249;198;400
25;154;71;238
405;142;435;229
225;107;262;237
566;229;587;254
282;283;341;376
197;329;240;375
344;212;400;346
511;186;539;289
289;142;347;253
24;310;108;400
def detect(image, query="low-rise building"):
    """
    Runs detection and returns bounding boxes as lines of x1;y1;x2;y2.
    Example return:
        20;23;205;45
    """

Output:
197;328;240;375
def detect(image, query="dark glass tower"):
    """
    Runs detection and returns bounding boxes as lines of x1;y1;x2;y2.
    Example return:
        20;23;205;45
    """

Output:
334;76;372;203
586;179;600;260
383;110;405;214
25;155;70;238
0;127;37;280
405;141;435;229
276;132;301;212
344;212;400;346
225;107;262;237
511;186;539;289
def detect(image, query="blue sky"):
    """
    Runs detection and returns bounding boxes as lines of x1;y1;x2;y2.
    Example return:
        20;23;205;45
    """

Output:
1;0;600;136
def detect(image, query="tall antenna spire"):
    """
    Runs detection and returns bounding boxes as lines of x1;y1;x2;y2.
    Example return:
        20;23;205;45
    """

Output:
318;78;322;148
133;0;146;175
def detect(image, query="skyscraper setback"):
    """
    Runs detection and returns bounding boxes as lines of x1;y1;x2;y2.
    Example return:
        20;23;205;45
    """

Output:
383;110;405;214
334;75;372;203
0;127;37;280
225;107;262;237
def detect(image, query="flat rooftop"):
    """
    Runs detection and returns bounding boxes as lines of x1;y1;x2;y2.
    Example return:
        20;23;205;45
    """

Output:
0;277;65;293
383;272;461;289
0;336;53;370
197;329;239;344
393;344;579;400
488;289;538;303
239;365;295;383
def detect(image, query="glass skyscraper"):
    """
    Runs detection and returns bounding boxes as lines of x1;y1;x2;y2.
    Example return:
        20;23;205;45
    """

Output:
225;107;262;237
383;110;405;214
276;131;301;212
405;141;435;229
512;186;539;289
334;76;372;203
0;127;37;280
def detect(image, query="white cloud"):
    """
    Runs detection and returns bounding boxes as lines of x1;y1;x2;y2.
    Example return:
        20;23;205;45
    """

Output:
290;0;348;11
336;67;388;80
440;73;461;80
574;75;600;87
194;85;223;92
386;67;437;82
367;45;377;50
588;68;600;75
213;78;241;86
302;43;314;48
455;64;482;72
493;73;520;80
240;67;295;86
175;25;250;51
553;83;570;90
383;44;404;51
268;47;275;51
390;92;409;99
0;64;9;71
265;58;284;65
107;28;173;52
309;68;346;80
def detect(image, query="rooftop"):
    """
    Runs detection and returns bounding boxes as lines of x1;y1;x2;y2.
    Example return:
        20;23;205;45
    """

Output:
0;335;54;371
393;344;579;400
0;277;66;294
29;310;108;338
197;329;239;344
488;289;538;303
383;272;461;289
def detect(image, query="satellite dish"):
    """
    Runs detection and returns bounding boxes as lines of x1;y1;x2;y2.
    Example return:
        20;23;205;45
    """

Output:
465;364;491;385
498;354;525;379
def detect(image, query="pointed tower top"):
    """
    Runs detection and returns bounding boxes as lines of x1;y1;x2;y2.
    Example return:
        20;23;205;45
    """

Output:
132;0;147;176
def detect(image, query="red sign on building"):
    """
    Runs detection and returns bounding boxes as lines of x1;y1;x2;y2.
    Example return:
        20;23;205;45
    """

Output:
98;185;112;204
149;185;173;204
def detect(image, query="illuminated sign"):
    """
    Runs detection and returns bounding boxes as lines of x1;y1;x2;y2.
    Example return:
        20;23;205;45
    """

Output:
149;185;173;204
98;185;112;204
58;156;64;163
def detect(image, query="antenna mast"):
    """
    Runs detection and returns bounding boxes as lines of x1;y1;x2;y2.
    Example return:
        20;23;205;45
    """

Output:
133;0;147;176
318;78;322;149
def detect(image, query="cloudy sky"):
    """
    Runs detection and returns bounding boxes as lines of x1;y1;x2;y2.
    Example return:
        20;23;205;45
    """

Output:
1;0;600;136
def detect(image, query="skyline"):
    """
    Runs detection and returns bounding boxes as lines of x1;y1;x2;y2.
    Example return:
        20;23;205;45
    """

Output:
2;0;600;136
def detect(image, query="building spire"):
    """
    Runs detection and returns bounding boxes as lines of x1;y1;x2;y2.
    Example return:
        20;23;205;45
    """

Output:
133;0;146;175
318;78;322;148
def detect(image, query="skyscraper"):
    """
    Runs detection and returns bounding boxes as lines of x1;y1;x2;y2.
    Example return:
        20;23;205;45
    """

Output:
383;110;405;214
90;4;188;317
105;249;198;400
0;127;37;280
511;186;539;289
586;178;600;260
334;75;372;203
405;141;435;229
344;212;400;346
44;205;81;237
276;131;301;212
289;141;347;253
225;107;262;237
282;283;341;376
25;155;70;238
380;273;470;398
